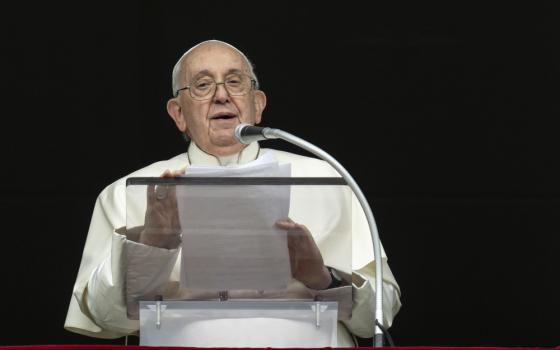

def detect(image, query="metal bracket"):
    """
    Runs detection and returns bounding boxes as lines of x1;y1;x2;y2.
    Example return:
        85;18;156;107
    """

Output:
147;303;167;329
310;301;328;328
218;290;229;301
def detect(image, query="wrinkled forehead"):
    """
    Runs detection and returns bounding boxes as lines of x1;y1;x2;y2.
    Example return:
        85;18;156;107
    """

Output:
182;43;249;81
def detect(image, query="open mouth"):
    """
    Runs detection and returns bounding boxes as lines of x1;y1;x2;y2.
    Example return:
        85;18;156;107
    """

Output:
210;112;237;121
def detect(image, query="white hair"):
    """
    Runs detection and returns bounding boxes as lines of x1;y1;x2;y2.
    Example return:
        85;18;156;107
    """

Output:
171;40;260;96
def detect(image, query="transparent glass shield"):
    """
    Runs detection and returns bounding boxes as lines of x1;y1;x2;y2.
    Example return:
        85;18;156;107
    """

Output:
125;177;352;320
139;300;338;347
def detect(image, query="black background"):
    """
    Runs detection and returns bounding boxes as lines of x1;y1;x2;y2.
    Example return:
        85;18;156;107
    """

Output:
1;1;559;347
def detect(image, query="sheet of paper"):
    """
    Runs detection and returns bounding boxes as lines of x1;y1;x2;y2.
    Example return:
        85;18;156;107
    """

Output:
184;151;289;177
177;153;293;291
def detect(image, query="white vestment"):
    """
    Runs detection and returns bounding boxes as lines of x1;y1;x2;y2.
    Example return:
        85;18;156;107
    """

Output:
65;142;402;347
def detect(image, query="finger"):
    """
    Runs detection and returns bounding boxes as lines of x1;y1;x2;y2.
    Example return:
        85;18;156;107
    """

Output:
155;185;168;200
276;220;304;244
275;219;297;230
147;184;156;203
172;208;181;232
276;219;309;236
161;168;185;178
163;186;178;210
168;184;177;203
289;250;297;276
169;168;186;177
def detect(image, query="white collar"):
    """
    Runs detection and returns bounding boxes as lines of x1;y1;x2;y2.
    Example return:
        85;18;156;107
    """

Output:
186;142;260;166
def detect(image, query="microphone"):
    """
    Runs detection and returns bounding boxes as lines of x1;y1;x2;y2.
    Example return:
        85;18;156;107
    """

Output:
234;123;279;144
232;123;387;346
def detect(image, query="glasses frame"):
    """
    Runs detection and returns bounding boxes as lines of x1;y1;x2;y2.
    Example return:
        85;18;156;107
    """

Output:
174;73;257;100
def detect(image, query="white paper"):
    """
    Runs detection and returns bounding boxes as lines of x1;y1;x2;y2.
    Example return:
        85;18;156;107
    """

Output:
177;153;292;291
184;151;290;178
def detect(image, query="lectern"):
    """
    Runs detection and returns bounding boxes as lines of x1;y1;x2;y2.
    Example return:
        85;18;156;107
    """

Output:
125;176;354;347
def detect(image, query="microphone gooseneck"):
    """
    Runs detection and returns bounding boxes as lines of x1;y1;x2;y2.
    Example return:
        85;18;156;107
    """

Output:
234;123;387;347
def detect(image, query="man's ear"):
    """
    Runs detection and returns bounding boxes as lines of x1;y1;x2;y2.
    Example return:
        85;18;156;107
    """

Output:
167;98;187;132
253;90;267;125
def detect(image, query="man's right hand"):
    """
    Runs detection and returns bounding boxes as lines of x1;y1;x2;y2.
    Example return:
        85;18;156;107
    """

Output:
139;169;184;249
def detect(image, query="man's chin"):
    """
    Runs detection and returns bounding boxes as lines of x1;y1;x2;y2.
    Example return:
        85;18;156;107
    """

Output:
207;137;244;155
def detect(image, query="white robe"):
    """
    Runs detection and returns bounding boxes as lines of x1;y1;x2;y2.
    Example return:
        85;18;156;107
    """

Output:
64;142;402;346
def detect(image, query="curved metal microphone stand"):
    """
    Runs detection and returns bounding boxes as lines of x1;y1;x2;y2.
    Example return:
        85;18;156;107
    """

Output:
239;126;385;346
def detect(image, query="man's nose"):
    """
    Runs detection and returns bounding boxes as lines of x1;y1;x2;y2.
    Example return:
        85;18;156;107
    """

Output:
213;83;230;103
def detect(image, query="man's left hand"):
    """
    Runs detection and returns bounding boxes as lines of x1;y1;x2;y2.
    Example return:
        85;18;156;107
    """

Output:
275;218;332;290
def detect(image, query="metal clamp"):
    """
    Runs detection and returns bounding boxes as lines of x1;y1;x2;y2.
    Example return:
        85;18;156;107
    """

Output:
146;295;167;329
311;301;328;328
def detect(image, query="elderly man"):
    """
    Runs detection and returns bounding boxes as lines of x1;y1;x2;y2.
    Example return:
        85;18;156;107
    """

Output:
65;40;401;347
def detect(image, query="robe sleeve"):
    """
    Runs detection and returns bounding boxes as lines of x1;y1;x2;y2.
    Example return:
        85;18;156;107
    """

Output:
342;261;402;338
64;182;178;338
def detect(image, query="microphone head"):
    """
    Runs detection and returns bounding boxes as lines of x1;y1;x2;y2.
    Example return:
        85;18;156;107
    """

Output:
234;123;252;144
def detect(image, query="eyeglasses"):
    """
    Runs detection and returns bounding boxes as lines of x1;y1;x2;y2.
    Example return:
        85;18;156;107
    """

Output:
174;73;256;100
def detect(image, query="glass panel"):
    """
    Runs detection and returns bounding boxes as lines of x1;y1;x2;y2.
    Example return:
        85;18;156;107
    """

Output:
139;300;338;347
125;177;352;320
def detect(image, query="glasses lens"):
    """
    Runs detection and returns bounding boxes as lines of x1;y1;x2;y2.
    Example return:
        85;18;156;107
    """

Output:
225;74;250;95
191;77;215;99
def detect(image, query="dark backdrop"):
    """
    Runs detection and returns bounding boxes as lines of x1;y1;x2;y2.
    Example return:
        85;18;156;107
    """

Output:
1;1;558;347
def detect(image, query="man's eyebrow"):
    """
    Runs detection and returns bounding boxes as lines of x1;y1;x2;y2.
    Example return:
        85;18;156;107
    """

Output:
191;69;212;80
190;68;245;81
225;68;244;75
